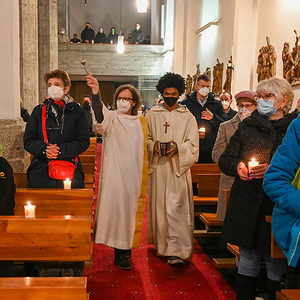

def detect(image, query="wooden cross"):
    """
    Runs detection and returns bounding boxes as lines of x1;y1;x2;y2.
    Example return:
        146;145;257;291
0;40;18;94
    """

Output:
163;121;169;133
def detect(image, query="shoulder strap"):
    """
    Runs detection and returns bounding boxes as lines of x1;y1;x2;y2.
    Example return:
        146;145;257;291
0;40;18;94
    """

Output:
42;104;49;145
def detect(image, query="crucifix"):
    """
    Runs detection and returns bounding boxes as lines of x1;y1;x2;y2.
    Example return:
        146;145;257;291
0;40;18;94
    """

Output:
163;121;169;133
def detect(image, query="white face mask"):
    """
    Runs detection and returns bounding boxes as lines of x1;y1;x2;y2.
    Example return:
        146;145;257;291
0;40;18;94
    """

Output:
61;30;65;34
116;100;131;114
238;107;252;121
198;87;209;97
222;101;230;110
48;85;65;101
136;26;140;31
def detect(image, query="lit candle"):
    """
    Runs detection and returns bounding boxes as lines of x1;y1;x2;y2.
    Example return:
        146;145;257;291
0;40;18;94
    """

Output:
63;178;71;190
24;202;36;219
248;158;259;173
199;127;206;133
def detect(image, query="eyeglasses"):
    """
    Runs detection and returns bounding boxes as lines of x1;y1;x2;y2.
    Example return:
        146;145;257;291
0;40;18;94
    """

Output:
116;97;133;102
256;93;275;100
237;103;254;109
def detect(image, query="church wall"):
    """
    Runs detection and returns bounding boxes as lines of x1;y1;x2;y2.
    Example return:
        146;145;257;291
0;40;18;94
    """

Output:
67;0;152;42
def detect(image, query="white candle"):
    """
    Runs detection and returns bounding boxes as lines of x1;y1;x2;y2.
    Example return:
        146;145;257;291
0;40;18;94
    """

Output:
248;158;259;173
24;202;36;219
63;178;71;190
199;127;206;133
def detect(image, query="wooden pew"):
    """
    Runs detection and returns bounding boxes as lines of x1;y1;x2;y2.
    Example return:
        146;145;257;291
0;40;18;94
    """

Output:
81;137;97;156
0;216;91;262
0;277;89;300
191;163;220;183
14;188;93;218
276;289;300;300
14;172;94;189
266;215;286;259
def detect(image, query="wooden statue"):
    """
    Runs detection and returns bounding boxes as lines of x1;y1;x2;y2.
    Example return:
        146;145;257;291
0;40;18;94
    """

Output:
223;56;233;93
257;37;276;82
186;74;192;95
212;59;223;96
192;64;201;91
282;30;300;86
204;67;211;79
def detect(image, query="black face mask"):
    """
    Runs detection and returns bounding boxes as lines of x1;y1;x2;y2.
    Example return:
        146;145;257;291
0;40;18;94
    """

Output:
163;96;178;107
85;26;89;30
83;101;90;108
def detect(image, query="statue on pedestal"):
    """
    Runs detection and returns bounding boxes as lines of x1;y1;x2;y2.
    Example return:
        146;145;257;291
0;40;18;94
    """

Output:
212;59;223;96
223;56;233;93
185;74;192;95
192;64;201;91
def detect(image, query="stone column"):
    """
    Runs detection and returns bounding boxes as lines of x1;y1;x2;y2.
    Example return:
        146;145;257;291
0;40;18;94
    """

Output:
20;0;39;114
0;0;27;171
38;0;58;102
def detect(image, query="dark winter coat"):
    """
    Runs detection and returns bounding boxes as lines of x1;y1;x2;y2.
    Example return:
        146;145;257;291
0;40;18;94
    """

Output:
95;32;106;43
107;33;118;44
226;108;237;120
218;110;298;252
81;27;95;43
132;29;144;43
23;98;90;188
181;91;227;153
0;157;15;215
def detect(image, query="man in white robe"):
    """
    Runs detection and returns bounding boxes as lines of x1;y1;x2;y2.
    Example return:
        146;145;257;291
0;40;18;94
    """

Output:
146;73;199;265
86;72;144;270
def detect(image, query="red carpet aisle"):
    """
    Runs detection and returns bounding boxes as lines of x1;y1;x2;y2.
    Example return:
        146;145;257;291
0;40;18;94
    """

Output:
84;143;235;300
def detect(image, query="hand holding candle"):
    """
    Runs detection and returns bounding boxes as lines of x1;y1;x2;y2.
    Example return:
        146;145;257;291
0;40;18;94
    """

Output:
198;127;206;139
63;178;71;189
248;158;259;174
24;202;36;218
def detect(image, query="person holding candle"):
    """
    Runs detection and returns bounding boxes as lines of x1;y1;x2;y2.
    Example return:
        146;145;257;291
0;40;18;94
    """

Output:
218;77;298;299
23;69;90;189
212;90;257;222
85;71;145;270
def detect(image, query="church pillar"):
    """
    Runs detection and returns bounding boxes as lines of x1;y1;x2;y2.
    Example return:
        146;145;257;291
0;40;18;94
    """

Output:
0;0;27;171
20;0;39;114
38;0;58;102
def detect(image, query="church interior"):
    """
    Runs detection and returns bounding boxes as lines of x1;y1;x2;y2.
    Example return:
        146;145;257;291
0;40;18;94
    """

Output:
1;0;300;299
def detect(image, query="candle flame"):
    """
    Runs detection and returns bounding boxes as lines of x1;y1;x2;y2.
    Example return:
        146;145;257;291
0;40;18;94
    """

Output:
66;178;70;182
252;158;256;162
27;201;31;206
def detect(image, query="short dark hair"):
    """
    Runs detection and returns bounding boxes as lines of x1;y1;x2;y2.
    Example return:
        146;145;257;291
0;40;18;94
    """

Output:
86;22;90;25
113;84;141;116
156;72;186;95
197;74;211;83
221;92;232;99
83;95;91;100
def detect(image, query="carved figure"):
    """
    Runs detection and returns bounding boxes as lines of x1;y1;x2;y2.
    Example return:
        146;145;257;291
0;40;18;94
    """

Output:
204;67;211;79
257;37;276;82
223;56;233;93
186;74;192;95
192;64;201;91
212;59;223;96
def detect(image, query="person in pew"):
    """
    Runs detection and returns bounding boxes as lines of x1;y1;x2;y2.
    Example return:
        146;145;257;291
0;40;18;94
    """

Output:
218;76;298;299
219;91;237;120
146;73;199;265
263;99;300;288
70;33;81;43
58;28;69;43
82;95;95;137
85;71;145;270
107;27;118;44
23;69;90;189
0;143;15;276
181;74;227;163
131;23;144;44
94;27;106;44
81;22;95;43
212;90;257;221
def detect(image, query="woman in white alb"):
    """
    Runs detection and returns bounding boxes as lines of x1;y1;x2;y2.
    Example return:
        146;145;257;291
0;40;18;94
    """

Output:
86;72;144;270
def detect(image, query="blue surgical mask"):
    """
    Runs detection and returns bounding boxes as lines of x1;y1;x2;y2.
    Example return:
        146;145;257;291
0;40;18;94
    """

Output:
257;99;277;117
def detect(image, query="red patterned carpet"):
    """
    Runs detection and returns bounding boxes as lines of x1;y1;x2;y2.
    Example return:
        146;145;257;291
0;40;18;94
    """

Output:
84;143;235;300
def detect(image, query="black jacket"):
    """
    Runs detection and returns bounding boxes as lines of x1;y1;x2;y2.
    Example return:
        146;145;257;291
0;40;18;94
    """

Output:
107;33;118;44
95;32;106;43
219;110;298;251
81;28;95;43
181;91;227;153
0;157;15;215
227;108;237;120
23;98;90;188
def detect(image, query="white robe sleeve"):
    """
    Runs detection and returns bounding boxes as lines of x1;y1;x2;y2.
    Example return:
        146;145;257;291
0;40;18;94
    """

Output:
93;104;116;137
171;116;199;177
146;113;159;175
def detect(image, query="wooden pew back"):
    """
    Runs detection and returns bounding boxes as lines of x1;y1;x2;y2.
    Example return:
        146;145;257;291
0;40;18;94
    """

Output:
14;188;93;218
0;216;91;261
0;277;88;300
197;174;221;197
191;163;220;183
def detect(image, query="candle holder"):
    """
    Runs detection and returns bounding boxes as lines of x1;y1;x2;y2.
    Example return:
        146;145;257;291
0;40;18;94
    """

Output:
198;127;206;139
24;202;36;219
63;179;72;190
